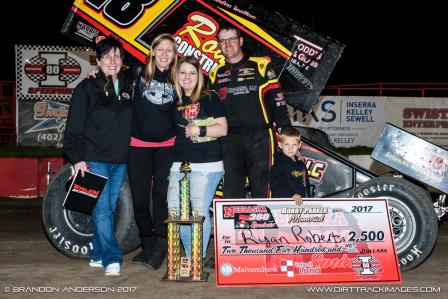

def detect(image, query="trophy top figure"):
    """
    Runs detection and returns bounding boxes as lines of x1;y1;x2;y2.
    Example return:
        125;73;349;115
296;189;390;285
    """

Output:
169;208;178;220
192;209;199;219
180;162;192;174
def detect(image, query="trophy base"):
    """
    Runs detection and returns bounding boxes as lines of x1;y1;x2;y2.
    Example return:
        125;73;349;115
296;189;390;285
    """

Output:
161;271;209;282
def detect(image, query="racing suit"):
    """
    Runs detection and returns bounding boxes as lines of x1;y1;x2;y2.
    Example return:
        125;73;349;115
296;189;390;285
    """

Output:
209;55;291;198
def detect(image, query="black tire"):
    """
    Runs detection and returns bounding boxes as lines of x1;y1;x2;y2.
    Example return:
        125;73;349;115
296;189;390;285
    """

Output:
349;176;438;272
42;164;139;259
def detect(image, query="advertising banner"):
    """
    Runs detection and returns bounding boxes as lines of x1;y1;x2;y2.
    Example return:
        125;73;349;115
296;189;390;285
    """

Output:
16;45;94;101
15;45;95;147
17;100;69;148
61;0;344;113
290;96;388;147
387;97;448;148
214;198;401;287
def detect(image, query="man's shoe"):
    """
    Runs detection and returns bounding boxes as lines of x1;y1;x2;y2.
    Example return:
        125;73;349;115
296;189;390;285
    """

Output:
144;236;167;270
105;263;121;276
89;259;103;268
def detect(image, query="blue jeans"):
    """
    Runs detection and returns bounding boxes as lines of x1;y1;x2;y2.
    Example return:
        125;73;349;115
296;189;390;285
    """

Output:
167;169;223;258
87;161;127;267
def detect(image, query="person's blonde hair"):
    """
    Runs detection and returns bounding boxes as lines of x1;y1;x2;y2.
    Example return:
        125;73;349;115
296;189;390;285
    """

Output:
175;56;210;104
144;33;178;84
279;127;301;143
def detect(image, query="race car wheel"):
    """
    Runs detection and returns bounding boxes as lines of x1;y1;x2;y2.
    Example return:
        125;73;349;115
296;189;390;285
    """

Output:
349;176;438;272
42;164;139;259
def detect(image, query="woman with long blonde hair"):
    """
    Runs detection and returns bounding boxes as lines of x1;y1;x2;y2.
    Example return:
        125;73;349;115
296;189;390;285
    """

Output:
167;56;227;259
128;33;178;270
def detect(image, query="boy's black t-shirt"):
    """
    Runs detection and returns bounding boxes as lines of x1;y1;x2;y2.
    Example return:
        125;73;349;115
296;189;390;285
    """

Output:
270;152;311;198
174;92;225;163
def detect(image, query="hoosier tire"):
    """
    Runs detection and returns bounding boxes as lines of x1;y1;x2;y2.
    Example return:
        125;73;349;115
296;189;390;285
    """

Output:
349;176;438;272
42;164;139;259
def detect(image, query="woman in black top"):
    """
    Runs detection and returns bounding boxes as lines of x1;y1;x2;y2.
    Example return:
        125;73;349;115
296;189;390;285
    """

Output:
167;56;227;258
128;34;178;270
64;37;133;276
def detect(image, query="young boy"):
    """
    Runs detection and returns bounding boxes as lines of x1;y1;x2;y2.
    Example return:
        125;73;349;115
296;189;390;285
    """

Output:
270;127;311;204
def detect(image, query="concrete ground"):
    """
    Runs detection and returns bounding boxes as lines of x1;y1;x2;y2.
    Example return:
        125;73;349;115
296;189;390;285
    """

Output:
0;198;446;299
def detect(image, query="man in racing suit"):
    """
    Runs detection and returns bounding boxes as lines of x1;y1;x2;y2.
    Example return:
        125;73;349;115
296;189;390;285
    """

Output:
209;25;291;198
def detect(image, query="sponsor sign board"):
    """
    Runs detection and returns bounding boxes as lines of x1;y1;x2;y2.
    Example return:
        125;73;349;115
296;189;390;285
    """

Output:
15;45;95;147
290;96;387;147
387;97;448;148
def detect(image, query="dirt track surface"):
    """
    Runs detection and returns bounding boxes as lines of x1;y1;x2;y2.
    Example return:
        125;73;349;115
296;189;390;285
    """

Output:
0;198;446;299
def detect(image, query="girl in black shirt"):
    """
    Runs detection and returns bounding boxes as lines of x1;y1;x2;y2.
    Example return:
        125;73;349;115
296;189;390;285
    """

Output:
167;56;227;258
128;34;178;270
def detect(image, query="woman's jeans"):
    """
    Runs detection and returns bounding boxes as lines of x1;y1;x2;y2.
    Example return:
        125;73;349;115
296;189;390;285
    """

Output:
87;161;127;267
167;170;223;258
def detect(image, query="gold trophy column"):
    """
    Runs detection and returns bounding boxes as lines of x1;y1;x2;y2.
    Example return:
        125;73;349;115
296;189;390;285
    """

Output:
162;162;209;282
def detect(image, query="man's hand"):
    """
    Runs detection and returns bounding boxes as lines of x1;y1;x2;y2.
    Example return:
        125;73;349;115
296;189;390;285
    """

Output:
74;161;88;177
292;194;303;205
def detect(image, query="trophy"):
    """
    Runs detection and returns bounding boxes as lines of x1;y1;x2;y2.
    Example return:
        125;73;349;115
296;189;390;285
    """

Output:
179;162;191;220
162;162;208;282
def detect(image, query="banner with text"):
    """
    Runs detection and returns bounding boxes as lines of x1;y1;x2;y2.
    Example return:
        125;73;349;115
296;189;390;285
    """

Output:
290;96;448;149
387;97;448;148
16;45;94;101
289;96;387;147
16;45;95;147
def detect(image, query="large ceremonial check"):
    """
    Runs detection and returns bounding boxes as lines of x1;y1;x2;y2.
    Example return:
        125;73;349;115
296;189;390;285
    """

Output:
214;198;401;287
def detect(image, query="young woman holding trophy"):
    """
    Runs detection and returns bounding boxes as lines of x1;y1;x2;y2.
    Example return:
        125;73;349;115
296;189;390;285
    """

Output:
167;56;227;259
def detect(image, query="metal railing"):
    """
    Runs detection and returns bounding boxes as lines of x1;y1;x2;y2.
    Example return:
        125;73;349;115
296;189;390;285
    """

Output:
324;83;448;97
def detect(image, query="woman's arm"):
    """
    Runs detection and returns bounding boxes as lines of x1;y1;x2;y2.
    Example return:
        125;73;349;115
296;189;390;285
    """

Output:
64;83;88;165
185;117;227;139
206;116;227;137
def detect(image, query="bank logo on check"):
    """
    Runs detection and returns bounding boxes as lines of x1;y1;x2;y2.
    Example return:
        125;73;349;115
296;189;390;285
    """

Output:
220;263;233;276
280;260;294;277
